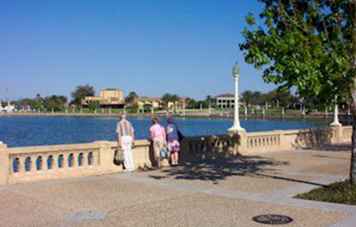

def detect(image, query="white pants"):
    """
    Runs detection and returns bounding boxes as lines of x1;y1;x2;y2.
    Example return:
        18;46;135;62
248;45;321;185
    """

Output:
120;136;134;171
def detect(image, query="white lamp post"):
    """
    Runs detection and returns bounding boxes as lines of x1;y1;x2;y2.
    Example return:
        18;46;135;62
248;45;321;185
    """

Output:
330;96;341;126
228;62;245;133
331;102;341;126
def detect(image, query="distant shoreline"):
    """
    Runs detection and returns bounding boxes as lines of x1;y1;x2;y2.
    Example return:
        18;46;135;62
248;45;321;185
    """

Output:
0;111;337;121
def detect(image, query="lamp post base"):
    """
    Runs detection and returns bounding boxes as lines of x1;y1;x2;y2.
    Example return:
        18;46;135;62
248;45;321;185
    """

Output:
330;121;342;127
228;126;246;133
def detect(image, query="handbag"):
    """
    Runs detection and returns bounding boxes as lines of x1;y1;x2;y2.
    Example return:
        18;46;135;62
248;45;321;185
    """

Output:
114;148;125;165
160;147;170;159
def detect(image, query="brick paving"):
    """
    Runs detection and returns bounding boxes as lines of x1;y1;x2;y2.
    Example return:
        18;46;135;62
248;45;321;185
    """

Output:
0;149;355;227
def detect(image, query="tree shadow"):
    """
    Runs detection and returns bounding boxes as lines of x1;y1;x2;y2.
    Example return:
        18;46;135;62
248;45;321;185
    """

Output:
147;154;333;187
148;155;290;185
315;143;351;152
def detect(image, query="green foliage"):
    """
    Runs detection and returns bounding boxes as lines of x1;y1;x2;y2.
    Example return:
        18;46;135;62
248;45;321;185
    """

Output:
185;98;197;109
87;101;100;112
126;103;139;114
125;91;139;105
71;84;95;105
240;0;354;106
185;98;209;109
161;93;180;106
241;89;297;108
15;94;45;111
296;181;356;205
43;95;67;112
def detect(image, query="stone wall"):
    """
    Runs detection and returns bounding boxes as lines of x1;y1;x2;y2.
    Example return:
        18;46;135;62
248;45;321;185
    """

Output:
0;140;151;185
0;125;352;185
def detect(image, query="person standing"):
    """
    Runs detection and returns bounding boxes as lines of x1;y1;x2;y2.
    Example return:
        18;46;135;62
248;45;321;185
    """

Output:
166;117;181;166
149;117;166;168
117;114;135;172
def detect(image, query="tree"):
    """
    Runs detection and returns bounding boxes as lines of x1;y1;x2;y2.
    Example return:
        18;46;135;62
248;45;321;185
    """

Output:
266;88;296;108
251;91;264;106
241;90;254;107
88;101;100;112
240;0;356;183
186;98;197;109
71;85;95;105
205;95;216;108
15;94;45;112
161;93;180;109
125;91;139;105
43;95;67;112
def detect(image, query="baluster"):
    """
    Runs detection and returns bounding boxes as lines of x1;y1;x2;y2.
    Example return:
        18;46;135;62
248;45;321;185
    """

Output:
75;152;80;167
82;153;88;167
62;153;68;169
41;155;48;171
19;156;26;174
30;156;36;173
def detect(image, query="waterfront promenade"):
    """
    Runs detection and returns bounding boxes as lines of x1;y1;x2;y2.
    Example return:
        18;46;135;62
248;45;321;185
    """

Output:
0;148;354;227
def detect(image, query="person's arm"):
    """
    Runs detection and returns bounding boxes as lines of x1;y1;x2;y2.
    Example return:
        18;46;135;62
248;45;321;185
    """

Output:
149;126;154;141
162;126;167;145
165;126;168;141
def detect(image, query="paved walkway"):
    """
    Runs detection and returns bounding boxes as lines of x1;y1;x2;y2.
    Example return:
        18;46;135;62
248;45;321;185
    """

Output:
0;149;355;226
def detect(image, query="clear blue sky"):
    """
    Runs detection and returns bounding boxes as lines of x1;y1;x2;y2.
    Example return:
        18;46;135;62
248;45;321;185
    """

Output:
0;0;275;100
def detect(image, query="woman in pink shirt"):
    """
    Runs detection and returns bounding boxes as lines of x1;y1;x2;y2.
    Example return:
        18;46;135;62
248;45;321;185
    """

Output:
149;117;166;168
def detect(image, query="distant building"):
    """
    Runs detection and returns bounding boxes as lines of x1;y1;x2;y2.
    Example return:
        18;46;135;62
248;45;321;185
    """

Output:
82;89;125;109
168;97;188;110
137;97;163;110
216;93;235;109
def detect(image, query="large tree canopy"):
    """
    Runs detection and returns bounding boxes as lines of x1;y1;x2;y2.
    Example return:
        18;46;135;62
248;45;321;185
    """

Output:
71;85;95;105
240;0;356;183
240;0;354;105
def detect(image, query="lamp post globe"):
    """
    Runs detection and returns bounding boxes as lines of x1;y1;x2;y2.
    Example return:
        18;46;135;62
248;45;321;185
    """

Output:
232;62;240;79
228;62;245;133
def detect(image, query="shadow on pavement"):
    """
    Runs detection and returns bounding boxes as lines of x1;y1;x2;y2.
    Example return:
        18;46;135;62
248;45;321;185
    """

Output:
148;156;288;184
318;143;351;152
148;156;330;187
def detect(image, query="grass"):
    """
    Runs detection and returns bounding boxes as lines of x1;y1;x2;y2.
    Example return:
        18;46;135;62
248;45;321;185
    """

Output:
296;181;356;205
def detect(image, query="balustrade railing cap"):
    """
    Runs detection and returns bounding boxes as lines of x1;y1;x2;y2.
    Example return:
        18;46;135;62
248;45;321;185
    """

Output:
93;141;111;144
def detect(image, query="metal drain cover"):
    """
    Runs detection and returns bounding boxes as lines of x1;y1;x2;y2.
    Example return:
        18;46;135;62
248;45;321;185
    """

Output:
65;210;106;223
252;214;293;225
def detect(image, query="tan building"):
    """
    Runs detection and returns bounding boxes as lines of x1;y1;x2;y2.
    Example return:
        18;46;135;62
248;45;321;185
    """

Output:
168;97;188;110
83;89;125;108
137;97;163;110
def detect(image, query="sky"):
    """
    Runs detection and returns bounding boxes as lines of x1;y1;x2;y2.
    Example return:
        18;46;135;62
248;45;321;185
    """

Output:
0;0;276;100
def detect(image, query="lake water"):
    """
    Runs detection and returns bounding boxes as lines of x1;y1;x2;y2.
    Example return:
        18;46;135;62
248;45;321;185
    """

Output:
0;116;325;147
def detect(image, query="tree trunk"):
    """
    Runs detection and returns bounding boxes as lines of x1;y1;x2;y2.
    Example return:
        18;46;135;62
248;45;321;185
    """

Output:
351;106;356;184
350;0;356;184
